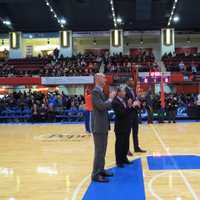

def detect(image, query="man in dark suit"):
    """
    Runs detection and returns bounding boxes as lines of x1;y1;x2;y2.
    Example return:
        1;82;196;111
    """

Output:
145;88;154;124
166;95;178;123
112;87;133;168
125;80;146;153
91;73;116;183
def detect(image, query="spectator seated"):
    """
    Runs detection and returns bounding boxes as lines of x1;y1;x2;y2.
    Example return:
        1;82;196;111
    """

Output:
162;52;200;73
0;51;158;77
0;91;85;123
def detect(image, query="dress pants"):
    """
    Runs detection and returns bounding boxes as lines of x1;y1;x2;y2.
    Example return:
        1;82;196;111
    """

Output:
147;107;153;123
92;132;108;177
168;110;176;122
115;131;130;164
130;111;139;151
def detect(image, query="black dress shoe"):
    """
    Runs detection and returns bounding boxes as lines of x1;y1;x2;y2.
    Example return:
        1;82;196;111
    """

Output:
135;148;147;153
117;164;124;168
92;175;109;183
123;159;131;164
101;171;114;177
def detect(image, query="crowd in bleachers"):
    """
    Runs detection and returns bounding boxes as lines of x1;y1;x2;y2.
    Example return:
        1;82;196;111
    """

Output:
0;90;199;123
0;54;100;77
167;93;200;118
103;52;157;73
141;92;200;123
0;50;158;77
2;49;200;74
0;91;85;122
162;52;200;73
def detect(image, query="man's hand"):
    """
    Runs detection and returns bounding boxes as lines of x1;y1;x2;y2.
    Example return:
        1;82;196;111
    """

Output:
133;100;140;108
128;98;133;108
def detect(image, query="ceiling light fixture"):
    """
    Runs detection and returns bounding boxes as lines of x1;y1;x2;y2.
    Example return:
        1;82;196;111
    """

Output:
116;17;122;24
186;37;191;44
59;18;66;25
110;0;117;28
44;0;66;29
167;0;179;26
0;17;12;29
173;15;180;23
93;38;97;45
3;20;11;26
140;38;144;45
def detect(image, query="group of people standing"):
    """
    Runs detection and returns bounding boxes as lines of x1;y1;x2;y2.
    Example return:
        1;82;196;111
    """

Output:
90;73;146;183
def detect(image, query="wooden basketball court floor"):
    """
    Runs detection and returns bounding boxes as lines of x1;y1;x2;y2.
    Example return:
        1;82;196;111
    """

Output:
0;122;200;200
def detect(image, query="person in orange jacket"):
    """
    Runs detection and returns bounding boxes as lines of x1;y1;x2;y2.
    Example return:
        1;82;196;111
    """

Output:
84;89;92;133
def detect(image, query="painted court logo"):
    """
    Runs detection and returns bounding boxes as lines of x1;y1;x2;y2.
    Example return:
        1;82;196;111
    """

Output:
34;133;90;142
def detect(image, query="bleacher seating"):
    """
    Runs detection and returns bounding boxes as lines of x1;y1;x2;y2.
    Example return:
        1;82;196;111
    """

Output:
162;53;200;72
0;51;158;77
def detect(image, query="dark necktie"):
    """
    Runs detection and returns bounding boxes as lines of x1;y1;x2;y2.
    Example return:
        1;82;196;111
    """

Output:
118;97;126;108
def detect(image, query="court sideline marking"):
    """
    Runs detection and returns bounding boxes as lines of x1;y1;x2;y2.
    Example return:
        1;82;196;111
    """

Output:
151;124;199;200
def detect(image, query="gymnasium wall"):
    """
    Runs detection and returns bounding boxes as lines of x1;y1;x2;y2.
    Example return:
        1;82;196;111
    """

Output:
0;39;9;51
23;38;59;57
2;33;200;58
73;37;109;54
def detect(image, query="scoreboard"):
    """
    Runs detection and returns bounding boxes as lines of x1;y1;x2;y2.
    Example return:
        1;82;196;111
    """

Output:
139;72;170;84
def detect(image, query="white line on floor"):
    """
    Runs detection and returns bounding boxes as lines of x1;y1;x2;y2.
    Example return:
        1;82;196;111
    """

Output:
151;124;199;200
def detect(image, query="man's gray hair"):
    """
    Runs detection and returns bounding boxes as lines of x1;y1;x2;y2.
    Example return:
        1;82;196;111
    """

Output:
95;73;105;81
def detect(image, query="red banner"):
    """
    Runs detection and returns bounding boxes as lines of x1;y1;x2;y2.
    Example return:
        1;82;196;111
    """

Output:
130;48;153;56
171;73;184;82
0;77;41;85
175;47;197;54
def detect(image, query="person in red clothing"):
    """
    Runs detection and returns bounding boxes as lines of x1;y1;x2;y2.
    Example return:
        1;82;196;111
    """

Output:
84;89;92;133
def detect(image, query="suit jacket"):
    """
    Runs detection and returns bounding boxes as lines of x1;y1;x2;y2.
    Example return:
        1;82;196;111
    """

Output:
125;86;136;101
125;86;138;115
91;87;112;134
145;91;153;109
112;96;132;133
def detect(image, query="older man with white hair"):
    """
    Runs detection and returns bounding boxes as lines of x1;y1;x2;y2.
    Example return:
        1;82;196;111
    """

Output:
197;94;200;106
91;73;116;183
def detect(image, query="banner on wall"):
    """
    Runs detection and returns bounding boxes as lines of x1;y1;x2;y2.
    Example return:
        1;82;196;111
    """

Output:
41;76;94;85
138;72;171;77
113;73;132;84
0;77;41;85
175;47;197;54
130;48;153;56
